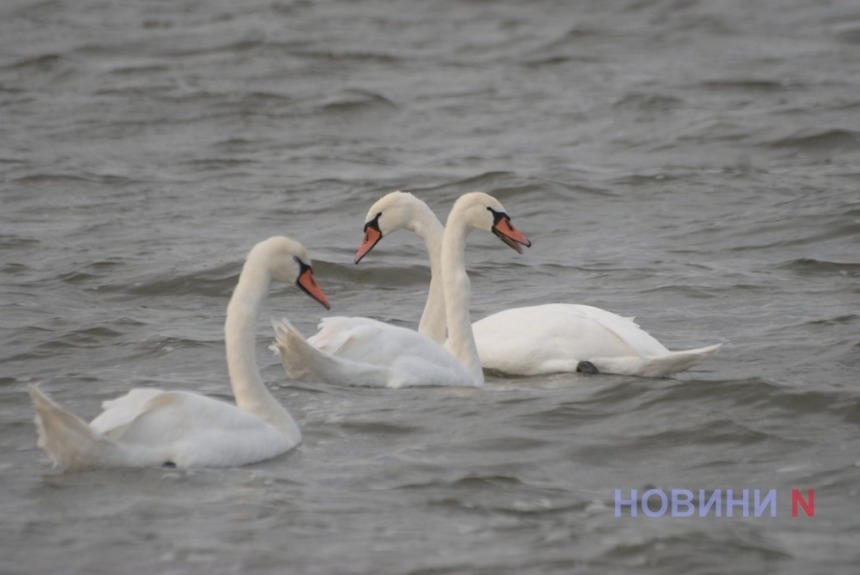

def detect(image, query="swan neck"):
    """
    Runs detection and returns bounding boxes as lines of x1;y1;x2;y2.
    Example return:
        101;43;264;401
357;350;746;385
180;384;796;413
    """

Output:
440;210;484;385
413;211;446;344
225;259;300;437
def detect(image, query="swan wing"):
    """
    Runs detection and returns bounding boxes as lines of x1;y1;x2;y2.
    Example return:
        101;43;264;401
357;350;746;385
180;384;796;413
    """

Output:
278;316;476;388
472;304;671;375
473;304;721;376
90;388;166;438
308;316;408;360
309;316;463;370
97;390;296;467
550;304;670;356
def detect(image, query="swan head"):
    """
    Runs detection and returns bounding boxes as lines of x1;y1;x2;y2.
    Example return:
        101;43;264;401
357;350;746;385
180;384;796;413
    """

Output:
252;236;331;309
355;191;434;263
452;192;532;253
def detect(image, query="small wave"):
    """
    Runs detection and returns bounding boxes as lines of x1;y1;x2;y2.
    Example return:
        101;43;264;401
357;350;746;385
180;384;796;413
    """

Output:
438;170;518;190
319;259;430;287
177;157;255;172
119;333;218;364
598;527;792;569
613;92;685;113
640;284;725;299
335;420;425;437
0;235;39;250
806;314;859;327
0;53;64;72
55;260;125;286
517;399;612;432
606;170;703;186
316;89;399;114
836;24;860;44
419;472;586;519
110;262;240;298
395;471;525;493
658;377;860;423
416;171;552;203
459;434;553;453
776;257;860;277
22;326;126;357
765;128;860;153
699;78;795;93
293;48;401;65
11;172;137;186
522;24;615;65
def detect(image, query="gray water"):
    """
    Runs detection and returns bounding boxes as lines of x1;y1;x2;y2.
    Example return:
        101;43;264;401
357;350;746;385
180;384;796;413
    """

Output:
1;0;859;573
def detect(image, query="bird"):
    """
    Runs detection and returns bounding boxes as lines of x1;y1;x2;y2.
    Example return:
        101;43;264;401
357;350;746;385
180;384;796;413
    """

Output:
273;192;532;388
29;236;330;470
354;191;721;377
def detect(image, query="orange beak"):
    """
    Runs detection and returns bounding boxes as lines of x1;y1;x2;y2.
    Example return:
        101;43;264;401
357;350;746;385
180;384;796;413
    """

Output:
492;216;532;254
297;267;331;310
354;222;382;264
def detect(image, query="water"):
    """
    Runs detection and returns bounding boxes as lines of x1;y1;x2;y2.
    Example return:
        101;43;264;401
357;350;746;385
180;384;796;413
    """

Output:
1;0;859;573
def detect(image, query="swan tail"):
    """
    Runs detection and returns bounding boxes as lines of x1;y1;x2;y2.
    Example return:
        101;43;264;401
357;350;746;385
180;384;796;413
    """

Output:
28;385;121;471
272;318;318;380
272;318;391;387
639;343;723;377
591;343;722;377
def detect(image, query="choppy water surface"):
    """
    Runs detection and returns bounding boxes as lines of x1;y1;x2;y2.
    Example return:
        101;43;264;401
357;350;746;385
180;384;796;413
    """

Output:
1;0;859;573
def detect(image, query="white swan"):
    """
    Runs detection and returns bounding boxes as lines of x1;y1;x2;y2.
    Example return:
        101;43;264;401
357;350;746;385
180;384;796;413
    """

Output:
273;192;532;388
29;236;331;470
354;191;721;377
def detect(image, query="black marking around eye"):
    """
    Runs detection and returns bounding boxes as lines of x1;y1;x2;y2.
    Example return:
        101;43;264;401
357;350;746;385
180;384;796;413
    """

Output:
364;212;383;235
293;255;313;274
487;206;510;225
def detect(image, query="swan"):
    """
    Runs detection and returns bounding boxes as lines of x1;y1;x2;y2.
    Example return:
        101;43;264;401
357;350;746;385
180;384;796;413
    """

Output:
28;236;331;470
272;192;532;388
354;191;721;377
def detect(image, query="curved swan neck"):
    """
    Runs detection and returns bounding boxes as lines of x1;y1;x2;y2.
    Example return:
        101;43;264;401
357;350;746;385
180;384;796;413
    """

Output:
410;206;446;344
440;205;484;385
225;257;299;437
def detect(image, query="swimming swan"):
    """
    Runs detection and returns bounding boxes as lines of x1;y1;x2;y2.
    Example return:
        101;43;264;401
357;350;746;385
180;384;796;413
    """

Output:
354;191;721;377
29;236;331;470
273;192;531;388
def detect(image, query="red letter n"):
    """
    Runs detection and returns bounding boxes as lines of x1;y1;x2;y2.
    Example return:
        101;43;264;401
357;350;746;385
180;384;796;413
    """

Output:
791;489;815;517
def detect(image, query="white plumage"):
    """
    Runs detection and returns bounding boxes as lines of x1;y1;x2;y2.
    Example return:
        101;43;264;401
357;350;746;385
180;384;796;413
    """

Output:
354;191;721;377
274;192;532;388
29;236;330;470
